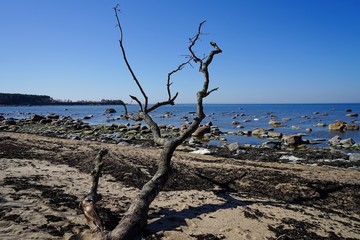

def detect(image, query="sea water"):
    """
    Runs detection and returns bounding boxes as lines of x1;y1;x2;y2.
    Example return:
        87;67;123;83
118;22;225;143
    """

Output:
1;103;359;147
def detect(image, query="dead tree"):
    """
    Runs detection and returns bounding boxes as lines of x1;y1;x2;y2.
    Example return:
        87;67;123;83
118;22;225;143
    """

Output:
83;5;222;239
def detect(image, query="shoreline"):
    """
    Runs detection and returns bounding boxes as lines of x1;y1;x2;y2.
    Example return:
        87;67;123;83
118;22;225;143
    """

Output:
1;112;360;165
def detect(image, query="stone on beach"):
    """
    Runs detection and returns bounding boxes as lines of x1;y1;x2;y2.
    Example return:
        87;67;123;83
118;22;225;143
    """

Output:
328;120;359;131
268;119;283;127
328;120;346;131
227;142;241;152
282;135;307;147
192;125;211;137
30;114;45;122
105;108;116;113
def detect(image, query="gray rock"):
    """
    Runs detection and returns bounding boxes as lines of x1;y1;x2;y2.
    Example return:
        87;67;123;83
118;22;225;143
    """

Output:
105;108;116;113
268;119;283;127
227;142;241;152
282;135;305;147
46;114;59;119
39;119;52;124
349;153;360;162
262;141;281;149
339;138;355;146
4;119;17;125
345;124;359;130
84;114;93;119
268;131;283;139
252;128;267;136
328;135;342;145
30;114;45;122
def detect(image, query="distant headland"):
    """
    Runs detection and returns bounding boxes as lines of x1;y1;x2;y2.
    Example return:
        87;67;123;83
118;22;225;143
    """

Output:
0;93;125;106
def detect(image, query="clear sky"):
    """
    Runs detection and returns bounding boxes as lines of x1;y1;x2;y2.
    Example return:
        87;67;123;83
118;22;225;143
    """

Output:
1;0;359;104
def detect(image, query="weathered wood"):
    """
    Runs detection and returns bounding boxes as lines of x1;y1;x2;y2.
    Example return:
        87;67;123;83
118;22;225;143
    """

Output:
102;5;222;239
80;148;108;232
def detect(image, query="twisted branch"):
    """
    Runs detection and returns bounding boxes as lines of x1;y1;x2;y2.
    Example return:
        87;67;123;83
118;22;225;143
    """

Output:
114;5;148;112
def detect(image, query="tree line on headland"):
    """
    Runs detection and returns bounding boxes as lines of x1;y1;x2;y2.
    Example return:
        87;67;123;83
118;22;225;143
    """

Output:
0;93;124;106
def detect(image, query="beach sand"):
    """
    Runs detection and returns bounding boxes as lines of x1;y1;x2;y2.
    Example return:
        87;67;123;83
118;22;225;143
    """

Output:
0;132;359;239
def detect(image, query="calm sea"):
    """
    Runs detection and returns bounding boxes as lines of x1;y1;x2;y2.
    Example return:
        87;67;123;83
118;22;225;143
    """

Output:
1;103;359;147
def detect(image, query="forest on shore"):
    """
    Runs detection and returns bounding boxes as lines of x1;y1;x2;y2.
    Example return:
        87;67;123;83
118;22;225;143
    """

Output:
0;93;124;106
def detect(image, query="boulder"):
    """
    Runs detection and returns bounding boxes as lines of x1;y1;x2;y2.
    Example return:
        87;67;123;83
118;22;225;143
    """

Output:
251;128;267;136
210;126;221;135
30;114;45;122
84;114;93;120
316;122;327;127
328;120;346;131
262;141;281;149
282;118;291;122
39;119;52;124
105;108;116;113
4;119;17;125
46;114;59;119
339;138;355;146
243;130;252;136
267;131;283;139
349;153;360;162
345;124;359;130
328;135;342;145
282;135;306;147
268;119;282;127
192;125;211;137
227;142;241;152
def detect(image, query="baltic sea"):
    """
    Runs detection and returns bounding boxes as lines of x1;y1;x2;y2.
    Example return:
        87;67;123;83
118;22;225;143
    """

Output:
1;103;359;147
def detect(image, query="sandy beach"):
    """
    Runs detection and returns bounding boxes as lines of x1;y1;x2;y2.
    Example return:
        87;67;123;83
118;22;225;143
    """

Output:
1;132;360;239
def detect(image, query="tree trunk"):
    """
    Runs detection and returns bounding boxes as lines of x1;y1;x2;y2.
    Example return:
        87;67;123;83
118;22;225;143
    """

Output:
107;142;176;239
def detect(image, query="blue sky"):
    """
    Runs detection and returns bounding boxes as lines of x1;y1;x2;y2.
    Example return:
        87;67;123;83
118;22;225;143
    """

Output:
0;0;359;104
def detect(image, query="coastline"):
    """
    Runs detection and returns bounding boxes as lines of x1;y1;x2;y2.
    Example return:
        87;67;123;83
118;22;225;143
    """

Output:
1;103;359;150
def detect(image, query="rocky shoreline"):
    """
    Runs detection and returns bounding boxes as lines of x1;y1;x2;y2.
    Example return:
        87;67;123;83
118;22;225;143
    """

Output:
1;113;360;169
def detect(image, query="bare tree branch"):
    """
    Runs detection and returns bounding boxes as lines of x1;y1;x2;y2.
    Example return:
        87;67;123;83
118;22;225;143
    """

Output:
129;95;143;112
189;20;206;64
114;5;149;111
146;58;193;113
